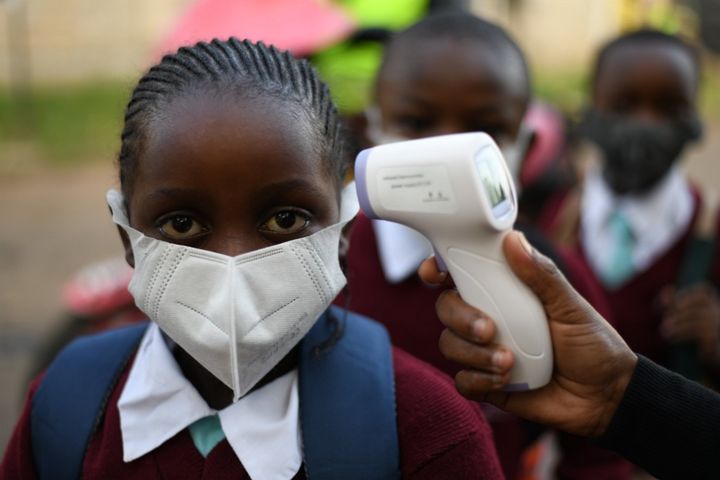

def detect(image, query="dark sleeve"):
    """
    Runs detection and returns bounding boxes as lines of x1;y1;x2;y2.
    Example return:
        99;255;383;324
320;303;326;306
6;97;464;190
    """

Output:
393;348;504;480
0;376;43;480
597;355;720;479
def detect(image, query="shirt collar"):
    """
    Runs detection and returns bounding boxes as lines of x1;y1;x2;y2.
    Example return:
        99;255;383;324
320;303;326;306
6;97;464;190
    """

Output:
372;219;433;283
581;165;693;274
118;323;302;480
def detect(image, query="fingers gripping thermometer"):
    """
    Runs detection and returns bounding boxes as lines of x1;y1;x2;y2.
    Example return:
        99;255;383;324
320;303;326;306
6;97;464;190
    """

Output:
355;132;552;390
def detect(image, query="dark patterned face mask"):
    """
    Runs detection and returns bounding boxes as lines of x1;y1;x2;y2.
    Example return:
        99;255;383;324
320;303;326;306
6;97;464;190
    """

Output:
580;110;702;195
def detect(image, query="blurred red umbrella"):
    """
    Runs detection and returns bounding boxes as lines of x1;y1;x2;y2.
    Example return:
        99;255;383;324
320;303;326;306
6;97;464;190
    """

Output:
156;0;357;58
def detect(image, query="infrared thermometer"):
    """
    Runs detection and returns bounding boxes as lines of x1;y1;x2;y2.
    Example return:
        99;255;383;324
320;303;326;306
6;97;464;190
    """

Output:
355;132;552;390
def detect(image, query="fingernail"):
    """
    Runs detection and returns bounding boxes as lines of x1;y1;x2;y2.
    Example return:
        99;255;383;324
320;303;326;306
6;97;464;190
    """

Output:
492;350;507;368
472;317;486;339
518;232;533;255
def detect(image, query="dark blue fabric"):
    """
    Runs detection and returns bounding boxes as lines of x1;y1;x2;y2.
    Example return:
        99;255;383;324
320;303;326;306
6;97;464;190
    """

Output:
30;307;400;480
30;323;148;480
299;305;401;480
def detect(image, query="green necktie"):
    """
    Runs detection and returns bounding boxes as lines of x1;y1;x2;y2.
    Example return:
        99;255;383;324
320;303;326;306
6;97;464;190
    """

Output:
188;414;226;458
600;210;635;289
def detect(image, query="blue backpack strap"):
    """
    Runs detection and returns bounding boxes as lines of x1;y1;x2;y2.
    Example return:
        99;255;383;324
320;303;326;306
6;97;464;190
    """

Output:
31;323;148;480
299;305;400;480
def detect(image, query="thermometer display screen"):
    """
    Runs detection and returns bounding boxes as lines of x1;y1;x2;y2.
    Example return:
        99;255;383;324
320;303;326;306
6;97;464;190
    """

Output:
474;146;514;219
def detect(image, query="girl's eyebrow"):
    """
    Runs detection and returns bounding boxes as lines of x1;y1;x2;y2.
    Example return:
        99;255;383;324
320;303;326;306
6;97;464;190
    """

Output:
254;179;328;204
146;188;212;201
145;179;328;205
396;93;504;115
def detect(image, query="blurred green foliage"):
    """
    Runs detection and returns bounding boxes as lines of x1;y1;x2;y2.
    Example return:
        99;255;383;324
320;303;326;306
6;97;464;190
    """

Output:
533;70;588;119
0;68;718;171
0;82;130;169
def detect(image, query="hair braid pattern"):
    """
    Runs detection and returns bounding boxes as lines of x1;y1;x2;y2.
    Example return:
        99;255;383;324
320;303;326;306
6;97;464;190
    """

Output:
118;38;347;196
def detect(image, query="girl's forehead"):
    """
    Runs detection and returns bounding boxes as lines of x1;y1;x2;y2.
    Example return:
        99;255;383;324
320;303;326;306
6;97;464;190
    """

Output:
134;94;328;194
150;95;315;160
379;37;527;102
597;44;696;92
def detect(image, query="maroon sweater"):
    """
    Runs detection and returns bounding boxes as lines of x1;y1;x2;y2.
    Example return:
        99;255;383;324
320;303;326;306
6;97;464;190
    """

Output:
337;213;630;480
1;348;503;480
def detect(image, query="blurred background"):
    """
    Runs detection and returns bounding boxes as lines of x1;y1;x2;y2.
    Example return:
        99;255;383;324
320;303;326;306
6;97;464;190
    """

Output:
1;0;720;456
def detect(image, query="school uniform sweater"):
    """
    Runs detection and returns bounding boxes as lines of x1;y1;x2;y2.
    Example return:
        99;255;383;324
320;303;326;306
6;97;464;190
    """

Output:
337;212;630;480
1;347;504;480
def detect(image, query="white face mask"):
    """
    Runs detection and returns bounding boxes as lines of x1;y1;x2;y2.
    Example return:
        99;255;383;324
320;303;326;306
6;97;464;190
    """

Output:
107;185;359;401
499;124;534;186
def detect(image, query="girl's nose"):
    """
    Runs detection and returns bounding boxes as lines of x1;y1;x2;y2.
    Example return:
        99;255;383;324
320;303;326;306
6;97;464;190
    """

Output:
432;119;467;137
205;235;260;258
631;105;665;124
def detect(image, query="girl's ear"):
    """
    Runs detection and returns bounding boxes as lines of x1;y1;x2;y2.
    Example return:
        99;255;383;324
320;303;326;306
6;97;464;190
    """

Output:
116;226;135;268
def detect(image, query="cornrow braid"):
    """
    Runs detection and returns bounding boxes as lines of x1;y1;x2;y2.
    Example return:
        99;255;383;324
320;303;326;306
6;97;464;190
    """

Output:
118;38;348;198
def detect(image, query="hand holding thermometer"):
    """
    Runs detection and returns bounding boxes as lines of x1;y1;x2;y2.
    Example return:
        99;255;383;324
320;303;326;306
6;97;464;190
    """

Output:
355;132;552;390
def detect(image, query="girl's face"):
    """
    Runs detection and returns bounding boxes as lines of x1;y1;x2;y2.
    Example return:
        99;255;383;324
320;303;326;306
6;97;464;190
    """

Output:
374;38;527;147
593;44;696;122
589;44;699;194
122;94;340;263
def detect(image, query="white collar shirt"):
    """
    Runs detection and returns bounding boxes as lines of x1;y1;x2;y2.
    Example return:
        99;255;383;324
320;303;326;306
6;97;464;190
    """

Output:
580;166;694;283
117;323;302;480
372;219;433;284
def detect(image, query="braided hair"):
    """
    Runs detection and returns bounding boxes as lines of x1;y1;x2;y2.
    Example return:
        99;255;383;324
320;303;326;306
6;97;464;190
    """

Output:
118;38;348;198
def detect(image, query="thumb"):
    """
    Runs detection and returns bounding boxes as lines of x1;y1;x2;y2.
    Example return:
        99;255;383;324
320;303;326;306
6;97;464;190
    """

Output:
502;230;587;326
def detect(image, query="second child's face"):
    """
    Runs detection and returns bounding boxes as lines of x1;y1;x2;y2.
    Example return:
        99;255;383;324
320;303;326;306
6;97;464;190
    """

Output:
125;94;340;259
589;43;699;194
593;44;696;122
374;38;527;147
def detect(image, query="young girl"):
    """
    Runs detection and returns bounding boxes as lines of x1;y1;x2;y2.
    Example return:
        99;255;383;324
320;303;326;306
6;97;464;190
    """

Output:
1;39;503;479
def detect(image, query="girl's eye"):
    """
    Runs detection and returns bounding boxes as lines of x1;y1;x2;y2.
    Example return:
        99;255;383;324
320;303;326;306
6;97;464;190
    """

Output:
158;215;207;240
260;210;310;235
396;115;433;135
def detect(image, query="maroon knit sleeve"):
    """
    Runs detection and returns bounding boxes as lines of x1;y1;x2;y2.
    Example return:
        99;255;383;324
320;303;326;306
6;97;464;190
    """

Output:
393;348;504;479
0;375;44;480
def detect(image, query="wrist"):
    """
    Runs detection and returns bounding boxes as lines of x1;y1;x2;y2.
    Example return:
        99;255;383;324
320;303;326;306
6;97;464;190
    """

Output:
593;352;638;437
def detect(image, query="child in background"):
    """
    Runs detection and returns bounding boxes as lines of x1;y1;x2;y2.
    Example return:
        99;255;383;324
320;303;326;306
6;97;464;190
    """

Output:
541;30;720;380
1;39;503;480
338;11;631;480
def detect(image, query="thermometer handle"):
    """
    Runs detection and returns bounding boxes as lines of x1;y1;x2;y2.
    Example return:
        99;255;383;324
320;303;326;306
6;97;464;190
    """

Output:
436;235;553;390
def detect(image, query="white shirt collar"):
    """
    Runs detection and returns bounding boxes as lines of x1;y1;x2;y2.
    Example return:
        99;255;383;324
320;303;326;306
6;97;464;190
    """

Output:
118;323;302;480
580;165;694;281
372;219;433;283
